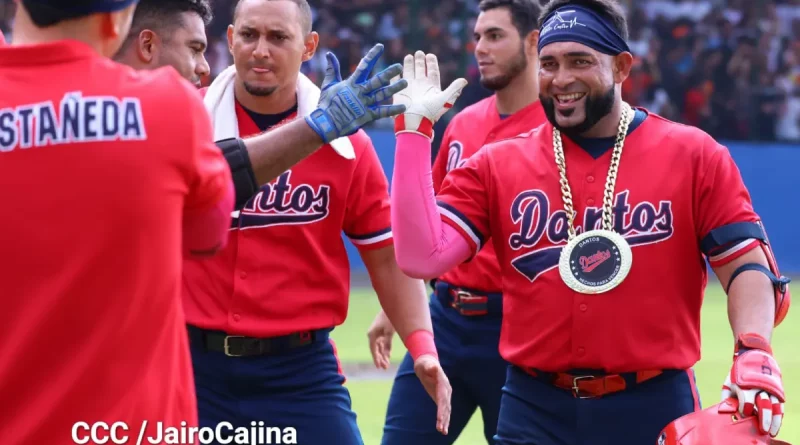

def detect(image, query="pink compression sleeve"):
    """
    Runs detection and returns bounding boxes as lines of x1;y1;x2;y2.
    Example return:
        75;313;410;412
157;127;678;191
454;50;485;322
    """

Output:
391;132;473;279
183;180;234;256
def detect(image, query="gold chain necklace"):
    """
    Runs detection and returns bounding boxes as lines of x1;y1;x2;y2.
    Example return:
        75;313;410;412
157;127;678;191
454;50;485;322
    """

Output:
555;102;635;294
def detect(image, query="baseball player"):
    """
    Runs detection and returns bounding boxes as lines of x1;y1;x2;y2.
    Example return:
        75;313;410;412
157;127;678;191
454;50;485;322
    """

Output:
0;0;233;443
367;1;546;444
180;0;450;443
113;0;410;204
389;0;791;444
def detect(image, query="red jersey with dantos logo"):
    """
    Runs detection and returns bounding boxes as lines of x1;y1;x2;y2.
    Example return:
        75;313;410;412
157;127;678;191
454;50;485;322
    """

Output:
0;41;231;444
432;95;546;292
183;97;392;337
435;110;760;373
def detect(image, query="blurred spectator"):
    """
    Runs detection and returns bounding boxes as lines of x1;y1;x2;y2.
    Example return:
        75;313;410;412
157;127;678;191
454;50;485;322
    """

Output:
1;0;798;142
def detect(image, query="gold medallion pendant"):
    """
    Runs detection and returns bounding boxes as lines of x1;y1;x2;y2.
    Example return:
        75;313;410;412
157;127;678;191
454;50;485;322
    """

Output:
555;102;635;294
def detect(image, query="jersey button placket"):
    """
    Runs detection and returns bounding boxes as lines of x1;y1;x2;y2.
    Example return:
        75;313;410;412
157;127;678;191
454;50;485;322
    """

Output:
230;268;246;324
585;170;599;210
573;291;590;362
230;234;247;327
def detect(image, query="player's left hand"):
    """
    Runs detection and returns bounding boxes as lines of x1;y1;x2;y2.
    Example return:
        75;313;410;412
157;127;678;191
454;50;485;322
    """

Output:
720;332;785;437
414;355;452;435
393;51;468;140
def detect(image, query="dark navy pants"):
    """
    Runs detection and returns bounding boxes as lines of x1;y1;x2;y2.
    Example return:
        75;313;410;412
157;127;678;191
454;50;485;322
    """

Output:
382;282;507;445
493;365;702;445
189;327;363;445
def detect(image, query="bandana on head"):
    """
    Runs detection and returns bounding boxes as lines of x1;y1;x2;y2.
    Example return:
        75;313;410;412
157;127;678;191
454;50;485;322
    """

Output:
537;4;630;56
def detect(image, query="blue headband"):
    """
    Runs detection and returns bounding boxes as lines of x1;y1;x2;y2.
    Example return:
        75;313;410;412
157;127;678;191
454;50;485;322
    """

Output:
24;0;140;14
538;5;630;56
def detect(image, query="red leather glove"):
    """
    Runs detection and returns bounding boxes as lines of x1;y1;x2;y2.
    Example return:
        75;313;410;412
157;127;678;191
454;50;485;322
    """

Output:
720;332;785;437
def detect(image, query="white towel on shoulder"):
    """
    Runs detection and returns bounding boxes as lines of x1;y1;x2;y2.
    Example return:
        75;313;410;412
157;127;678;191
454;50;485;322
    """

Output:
202;65;355;159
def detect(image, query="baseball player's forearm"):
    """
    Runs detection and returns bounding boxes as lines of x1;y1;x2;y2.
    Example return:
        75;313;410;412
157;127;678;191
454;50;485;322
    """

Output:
361;246;436;358
243;119;324;186
391;133;472;279
714;248;776;342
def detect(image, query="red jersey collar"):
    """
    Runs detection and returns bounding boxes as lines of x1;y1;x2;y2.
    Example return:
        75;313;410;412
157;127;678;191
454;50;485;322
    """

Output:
0;39;101;66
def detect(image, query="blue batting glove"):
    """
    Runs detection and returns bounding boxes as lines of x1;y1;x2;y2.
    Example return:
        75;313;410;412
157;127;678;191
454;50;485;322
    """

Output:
305;43;407;145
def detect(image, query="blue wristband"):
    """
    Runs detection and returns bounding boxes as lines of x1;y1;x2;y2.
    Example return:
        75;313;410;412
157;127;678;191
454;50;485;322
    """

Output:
305;109;338;144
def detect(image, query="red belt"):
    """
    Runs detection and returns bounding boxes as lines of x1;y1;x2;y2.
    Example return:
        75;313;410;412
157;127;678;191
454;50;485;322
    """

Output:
525;368;665;398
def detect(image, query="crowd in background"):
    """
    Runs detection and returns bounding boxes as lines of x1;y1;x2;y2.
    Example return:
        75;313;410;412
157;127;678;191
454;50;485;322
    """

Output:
2;0;799;142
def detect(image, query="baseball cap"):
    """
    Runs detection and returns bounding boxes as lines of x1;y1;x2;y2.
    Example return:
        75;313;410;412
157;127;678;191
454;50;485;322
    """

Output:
21;0;140;15
19;0;140;27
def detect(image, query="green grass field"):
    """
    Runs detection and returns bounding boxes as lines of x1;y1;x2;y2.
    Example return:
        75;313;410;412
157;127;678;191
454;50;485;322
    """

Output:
331;283;799;445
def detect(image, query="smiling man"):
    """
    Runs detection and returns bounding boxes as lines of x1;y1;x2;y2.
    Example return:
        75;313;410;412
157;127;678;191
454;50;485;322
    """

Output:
387;0;791;443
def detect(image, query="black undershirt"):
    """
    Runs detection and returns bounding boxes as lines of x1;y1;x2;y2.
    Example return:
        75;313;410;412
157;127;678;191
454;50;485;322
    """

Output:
239;101;299;132
569;109;648;159
501;109;649;159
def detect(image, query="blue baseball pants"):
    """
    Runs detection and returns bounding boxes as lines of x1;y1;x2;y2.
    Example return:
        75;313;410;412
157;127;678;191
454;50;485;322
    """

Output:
188;326;363;445
493;365;702;445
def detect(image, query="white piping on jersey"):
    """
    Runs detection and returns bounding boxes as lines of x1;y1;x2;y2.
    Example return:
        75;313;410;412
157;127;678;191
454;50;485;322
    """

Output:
709;238;757;263
438;205;482;248
349;231;393;245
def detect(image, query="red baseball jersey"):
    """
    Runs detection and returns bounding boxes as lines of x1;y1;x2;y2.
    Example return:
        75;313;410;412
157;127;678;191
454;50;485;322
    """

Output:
0;40;231;443
436;110;759;373
432;95;546;292
182;98;392;337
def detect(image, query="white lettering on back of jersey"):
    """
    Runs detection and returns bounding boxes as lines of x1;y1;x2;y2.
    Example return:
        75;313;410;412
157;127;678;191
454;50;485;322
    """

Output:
0;92;147;153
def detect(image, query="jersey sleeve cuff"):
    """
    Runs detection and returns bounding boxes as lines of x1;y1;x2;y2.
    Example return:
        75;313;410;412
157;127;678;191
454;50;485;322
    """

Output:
347;227;393;250
437;200;484;255
708;238;760;267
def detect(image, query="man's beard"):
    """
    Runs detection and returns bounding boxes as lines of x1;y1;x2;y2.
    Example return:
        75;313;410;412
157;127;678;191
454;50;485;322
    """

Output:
480;44;528;91
540;85;616;138
243;81;278;97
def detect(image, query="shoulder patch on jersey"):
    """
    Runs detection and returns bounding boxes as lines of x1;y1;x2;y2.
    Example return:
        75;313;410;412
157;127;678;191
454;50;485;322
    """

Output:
508;190;674;282
0;92;147;152
234;170;330;229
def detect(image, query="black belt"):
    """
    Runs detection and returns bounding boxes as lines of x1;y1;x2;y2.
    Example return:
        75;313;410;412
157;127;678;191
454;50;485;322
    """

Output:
434;281;502;316
187;325;328;357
